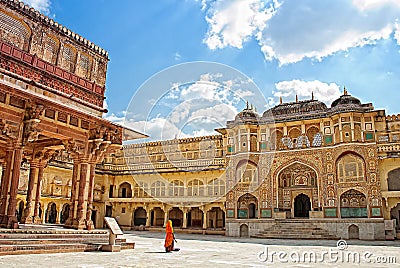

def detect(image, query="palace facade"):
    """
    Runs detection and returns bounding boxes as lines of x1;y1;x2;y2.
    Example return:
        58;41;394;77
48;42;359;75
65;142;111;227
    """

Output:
0;0;399;240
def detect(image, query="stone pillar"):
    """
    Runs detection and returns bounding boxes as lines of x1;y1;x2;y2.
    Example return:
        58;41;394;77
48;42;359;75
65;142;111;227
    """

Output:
0;149;13;224
146;209;151;227
55;204;61;224
74;161;90;229
182;208;188;229
85;164;96;230
6;147;22;228
164;209;169;227
202;208;207;229
65;160;79;227
21;161;39;224
33;165;44;224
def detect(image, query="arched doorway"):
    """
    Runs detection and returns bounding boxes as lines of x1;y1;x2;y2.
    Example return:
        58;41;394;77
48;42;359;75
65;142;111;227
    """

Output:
207;207;225;228
46;203;57;224
294;194;311;218
134;207;146;226
240;224;249;237
60;203;70;224
340;189;367;218
188;207;203;228
118;182;132;198
151;207;164;227
237;193;258;219
277;162;318;213
390;203;400;230
169;207;183;227
348;224;360;239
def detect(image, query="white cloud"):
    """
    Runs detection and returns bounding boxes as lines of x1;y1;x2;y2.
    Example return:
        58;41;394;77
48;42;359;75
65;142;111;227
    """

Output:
352;0;400;10
22;0;51;14
273;80;342;106
395;22;400;45
103;112;125;126
126;117;183;141
202;0;400;65
203;0;278;49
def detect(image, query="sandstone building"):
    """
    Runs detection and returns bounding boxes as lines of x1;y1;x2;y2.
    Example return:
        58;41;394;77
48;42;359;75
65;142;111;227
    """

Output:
0;0;399;240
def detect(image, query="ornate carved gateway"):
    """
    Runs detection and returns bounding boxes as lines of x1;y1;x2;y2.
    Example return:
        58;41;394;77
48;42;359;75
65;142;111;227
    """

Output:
0;0;144;229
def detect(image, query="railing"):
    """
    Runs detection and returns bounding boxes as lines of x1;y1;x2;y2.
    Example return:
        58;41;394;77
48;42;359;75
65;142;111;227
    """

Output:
100;158;226;172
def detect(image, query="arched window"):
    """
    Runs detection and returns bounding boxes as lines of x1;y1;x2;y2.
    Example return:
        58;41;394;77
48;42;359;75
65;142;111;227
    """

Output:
42;35;59;64
133;182;148;197
306;126;320;147
236;162;258;185
188;179;204;196
60;44;76;72
388;168;400;191
78;53;91;79
270;130;283;150
207;178;225;196
169;180;184;196
337;153;365;183
118;182;132;198
0;10;31;50
151;181;165;197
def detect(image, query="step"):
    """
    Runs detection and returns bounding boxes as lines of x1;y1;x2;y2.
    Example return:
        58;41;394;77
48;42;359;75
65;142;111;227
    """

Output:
0;243;102;256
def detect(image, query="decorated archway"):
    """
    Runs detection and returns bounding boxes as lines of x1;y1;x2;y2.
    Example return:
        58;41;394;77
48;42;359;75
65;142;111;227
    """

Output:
237;193;258;219
340;189;367;218
277;162;318;214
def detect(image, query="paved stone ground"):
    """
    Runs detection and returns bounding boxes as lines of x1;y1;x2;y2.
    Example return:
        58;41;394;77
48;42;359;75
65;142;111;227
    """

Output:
0;231;399;267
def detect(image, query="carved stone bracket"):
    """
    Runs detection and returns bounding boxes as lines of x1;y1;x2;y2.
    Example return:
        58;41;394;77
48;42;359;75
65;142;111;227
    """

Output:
22;103;45;145
0;119;20;141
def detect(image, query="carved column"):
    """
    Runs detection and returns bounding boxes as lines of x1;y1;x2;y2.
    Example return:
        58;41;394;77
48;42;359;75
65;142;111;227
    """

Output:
65;159;79;227
85;163;96;230
0;149;13;224
21;160;39;224
6;147;22;229
74;160;90;230
33;164;45;223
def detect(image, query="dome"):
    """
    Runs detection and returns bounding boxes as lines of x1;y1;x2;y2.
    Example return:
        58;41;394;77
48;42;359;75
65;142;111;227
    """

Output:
331;89;362;109
234;105;260;124
262;99;327;118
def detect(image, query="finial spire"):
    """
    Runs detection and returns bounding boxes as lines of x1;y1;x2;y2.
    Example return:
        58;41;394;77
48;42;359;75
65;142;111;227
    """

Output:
295;94;298;102
246;100;249;109
311;91;314;100
279;96;283;104
344;86;348;95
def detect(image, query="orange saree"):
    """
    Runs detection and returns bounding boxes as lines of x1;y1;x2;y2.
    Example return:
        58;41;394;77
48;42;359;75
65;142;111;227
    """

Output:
164;220;174;252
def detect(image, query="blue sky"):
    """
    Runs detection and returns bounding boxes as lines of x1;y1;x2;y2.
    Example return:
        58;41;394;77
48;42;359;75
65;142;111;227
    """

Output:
23;0;400;140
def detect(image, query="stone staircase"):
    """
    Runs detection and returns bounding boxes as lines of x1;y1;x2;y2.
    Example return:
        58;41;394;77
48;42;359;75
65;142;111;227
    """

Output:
252;220;339;240
0;226;134;255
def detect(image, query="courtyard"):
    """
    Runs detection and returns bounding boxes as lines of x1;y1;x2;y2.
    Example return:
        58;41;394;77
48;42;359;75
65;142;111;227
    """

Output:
0;231;399;268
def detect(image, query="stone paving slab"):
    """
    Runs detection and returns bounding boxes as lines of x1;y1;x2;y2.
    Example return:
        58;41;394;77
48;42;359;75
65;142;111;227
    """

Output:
0;231;399;268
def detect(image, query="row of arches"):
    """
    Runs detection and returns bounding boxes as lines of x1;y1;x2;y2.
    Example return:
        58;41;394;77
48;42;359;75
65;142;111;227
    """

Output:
236;189;369;219
16;201;71;224
131;206;225;229
116;178;225;198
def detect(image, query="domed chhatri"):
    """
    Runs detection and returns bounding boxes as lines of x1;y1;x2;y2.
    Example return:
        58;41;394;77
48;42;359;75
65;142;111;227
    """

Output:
234;101;260;123
262;93;327;118
331;87;362;108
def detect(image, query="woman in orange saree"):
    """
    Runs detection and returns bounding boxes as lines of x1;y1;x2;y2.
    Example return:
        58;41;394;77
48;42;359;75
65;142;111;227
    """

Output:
164;220;175;252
